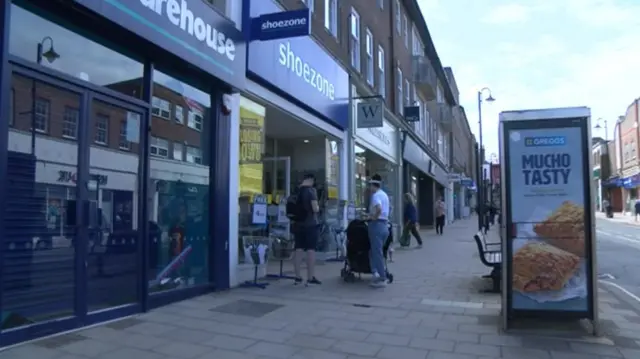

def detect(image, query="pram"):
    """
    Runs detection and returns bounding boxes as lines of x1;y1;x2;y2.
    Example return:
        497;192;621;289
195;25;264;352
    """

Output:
340;219;394;283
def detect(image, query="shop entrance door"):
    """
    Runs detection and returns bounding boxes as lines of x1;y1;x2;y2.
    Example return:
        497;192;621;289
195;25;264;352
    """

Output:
1;62;146;345
263;157;291;237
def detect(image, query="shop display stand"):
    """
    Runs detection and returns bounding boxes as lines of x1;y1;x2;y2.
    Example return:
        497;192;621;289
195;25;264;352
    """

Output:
240;236;270;289
325;227;346;262
266;235;297;280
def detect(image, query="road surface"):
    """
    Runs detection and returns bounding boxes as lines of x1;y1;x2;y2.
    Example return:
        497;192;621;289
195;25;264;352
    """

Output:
596;217;640;301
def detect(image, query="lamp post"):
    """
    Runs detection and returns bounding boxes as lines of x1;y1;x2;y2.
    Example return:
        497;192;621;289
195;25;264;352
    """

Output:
594;118;608;141
477;87;495;231
31;36;60;154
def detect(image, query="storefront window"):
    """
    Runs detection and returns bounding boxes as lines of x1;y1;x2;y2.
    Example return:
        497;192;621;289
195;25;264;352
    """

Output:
9;2;143;99
148;69;211;293
354;144;398;223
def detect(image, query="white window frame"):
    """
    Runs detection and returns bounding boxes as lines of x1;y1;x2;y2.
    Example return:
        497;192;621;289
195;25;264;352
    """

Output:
188;109;203;131
425;108;431;146
94;114;109;145
404;79;410;114
62;106;78;139
173;142;183;161
377;45;385;98
119;120;131;151
34;97;49;133
349;9;361;72
186;146;203;164
150;136;169;158
175;104;184;124
396;66;403;114
395;0;401;34
365;29;374;86
151;96;171;120
403;14;409;48
324;0;337;37
378;0;384;9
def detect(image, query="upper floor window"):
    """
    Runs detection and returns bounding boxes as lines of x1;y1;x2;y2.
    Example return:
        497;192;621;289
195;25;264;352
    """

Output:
395;66;403;114
436;83;444;103
188;110;204;131
62;106;79;139
395;0;401;34
365;29;374;86
404;79;410;109
403;14;409;48
187;146;203;164
302;0;314;12
152;96;171;119
94;114;109;145
377;46;385;98
325;0;338;37
175;104;184;124
349;9;361;72
412;27;423;56
119;120;130;151
34;98;49;133
173;142;183;161
150;136;169;158
425;108;431;146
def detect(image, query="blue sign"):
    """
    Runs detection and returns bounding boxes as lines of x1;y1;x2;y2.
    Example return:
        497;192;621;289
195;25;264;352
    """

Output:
244;0;349;129
75;0;246;90
461;179;474;187
253;9;311;41
524;136;567;147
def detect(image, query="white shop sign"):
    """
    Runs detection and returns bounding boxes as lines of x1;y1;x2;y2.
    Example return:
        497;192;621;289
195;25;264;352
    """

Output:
37;161;136;192
355;118;398;163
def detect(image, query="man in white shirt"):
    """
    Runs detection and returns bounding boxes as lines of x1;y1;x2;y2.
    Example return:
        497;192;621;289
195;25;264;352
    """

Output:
367;174;390;288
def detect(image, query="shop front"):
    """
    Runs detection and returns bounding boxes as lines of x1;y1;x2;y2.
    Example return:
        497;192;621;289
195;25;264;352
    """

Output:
231;0;349;283
0;0;245;346
402;136;449;227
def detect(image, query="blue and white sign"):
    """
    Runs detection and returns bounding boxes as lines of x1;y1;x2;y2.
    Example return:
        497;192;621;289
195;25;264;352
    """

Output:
75;0;246;89
245;0;349;129
252;9;311;41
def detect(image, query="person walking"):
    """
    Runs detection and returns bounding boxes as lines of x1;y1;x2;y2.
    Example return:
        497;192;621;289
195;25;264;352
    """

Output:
635;198;640;222
367;174;390;288
435;196;446;235
292;173;322;286
401;193;423;248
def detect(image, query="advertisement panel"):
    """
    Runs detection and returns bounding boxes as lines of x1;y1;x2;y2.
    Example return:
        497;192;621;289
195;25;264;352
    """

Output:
239;97;265;197
500;109;595;326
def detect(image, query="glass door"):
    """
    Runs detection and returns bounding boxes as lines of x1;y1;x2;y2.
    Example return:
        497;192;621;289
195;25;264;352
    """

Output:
84;93;144;315
263;157;291;238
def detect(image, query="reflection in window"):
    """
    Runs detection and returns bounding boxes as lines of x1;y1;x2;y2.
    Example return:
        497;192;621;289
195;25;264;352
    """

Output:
186;146;202;164
152;96;171;120
188;110;203;131
150;136;169;158
175;105;184;124
119;121;130;150
34;98;50;132
62;106;78;139
9;4;143;98
95;114;109;145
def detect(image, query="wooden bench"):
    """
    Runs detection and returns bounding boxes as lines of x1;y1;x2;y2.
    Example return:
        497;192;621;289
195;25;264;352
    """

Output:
473;232;502;293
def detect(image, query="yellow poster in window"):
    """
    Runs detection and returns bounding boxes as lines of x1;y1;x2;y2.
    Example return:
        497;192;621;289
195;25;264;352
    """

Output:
239;99;265;199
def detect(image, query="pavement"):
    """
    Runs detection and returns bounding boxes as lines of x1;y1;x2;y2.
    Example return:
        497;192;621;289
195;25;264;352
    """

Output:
595;212;640;226
4;218;640;358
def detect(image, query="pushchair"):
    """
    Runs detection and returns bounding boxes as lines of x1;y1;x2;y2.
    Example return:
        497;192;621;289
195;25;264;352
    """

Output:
340;219;394;283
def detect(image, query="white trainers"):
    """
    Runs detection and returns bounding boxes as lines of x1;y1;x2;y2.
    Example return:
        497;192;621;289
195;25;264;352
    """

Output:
370;280;387;288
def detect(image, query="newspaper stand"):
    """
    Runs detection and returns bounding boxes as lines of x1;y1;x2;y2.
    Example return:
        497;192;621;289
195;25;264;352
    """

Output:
240;236;271;289
266;235;296;279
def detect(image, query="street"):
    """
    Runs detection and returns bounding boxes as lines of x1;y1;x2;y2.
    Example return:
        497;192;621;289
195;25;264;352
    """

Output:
596;216;640;301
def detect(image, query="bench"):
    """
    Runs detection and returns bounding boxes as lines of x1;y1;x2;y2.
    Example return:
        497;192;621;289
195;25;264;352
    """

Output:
473;232;502;293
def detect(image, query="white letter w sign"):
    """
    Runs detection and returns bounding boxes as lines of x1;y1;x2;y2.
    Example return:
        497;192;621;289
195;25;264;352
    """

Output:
357;99;383;128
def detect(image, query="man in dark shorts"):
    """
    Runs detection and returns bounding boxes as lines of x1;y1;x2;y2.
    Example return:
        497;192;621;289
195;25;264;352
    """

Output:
293;174;322;285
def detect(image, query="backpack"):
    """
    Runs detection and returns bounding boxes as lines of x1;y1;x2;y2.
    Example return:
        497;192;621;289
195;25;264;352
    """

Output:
286;191;307;222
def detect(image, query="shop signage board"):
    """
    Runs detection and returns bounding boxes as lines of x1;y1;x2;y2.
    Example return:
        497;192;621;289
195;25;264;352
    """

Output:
499;107;597;333
75;0;247;89
404;106;420;122
356;99;384;128
355;119;397;163
252;9;311;41
245;0;349;129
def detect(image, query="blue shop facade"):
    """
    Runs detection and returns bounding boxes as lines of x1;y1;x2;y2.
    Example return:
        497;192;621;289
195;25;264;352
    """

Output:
0;0;244;346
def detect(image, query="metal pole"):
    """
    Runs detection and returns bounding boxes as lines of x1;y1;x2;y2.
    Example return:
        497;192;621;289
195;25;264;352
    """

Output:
31;43;43;155
477;91;484;231
474;142;481;231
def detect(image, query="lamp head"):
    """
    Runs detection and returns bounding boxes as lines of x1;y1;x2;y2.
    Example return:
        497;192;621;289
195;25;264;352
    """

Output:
485;95;495;102
42;47;60;63
595;123;602;129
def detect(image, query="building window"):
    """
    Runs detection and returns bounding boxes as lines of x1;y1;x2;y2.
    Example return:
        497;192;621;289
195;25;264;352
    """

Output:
175;105;184;124
152;96;171;119
403;14;409;48
349;9;361;71
324;0;337;37
404;79;410;114
119;120;130;150
425;109;431;146
95;114;108;145
395;0;401;34
365;29;374;85
302;0;314;12
378;0;384;9
62;106;78;139
377;46;385;98
436;83;444;103
396;67;403;114
150;136;169;158
188;110;203;131
173;142;183;161
34;97;49;133
186;146;203;164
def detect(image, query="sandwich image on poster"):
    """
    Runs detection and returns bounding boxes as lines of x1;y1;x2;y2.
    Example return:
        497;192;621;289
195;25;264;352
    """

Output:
508;127;588;311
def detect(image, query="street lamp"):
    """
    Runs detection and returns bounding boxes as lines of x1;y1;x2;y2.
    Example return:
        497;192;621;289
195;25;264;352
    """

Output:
477;87;495;231
594;118;608;141
31;36;60;154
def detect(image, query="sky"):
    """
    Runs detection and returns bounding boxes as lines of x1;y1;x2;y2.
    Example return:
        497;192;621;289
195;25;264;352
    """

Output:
418;0;640;158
